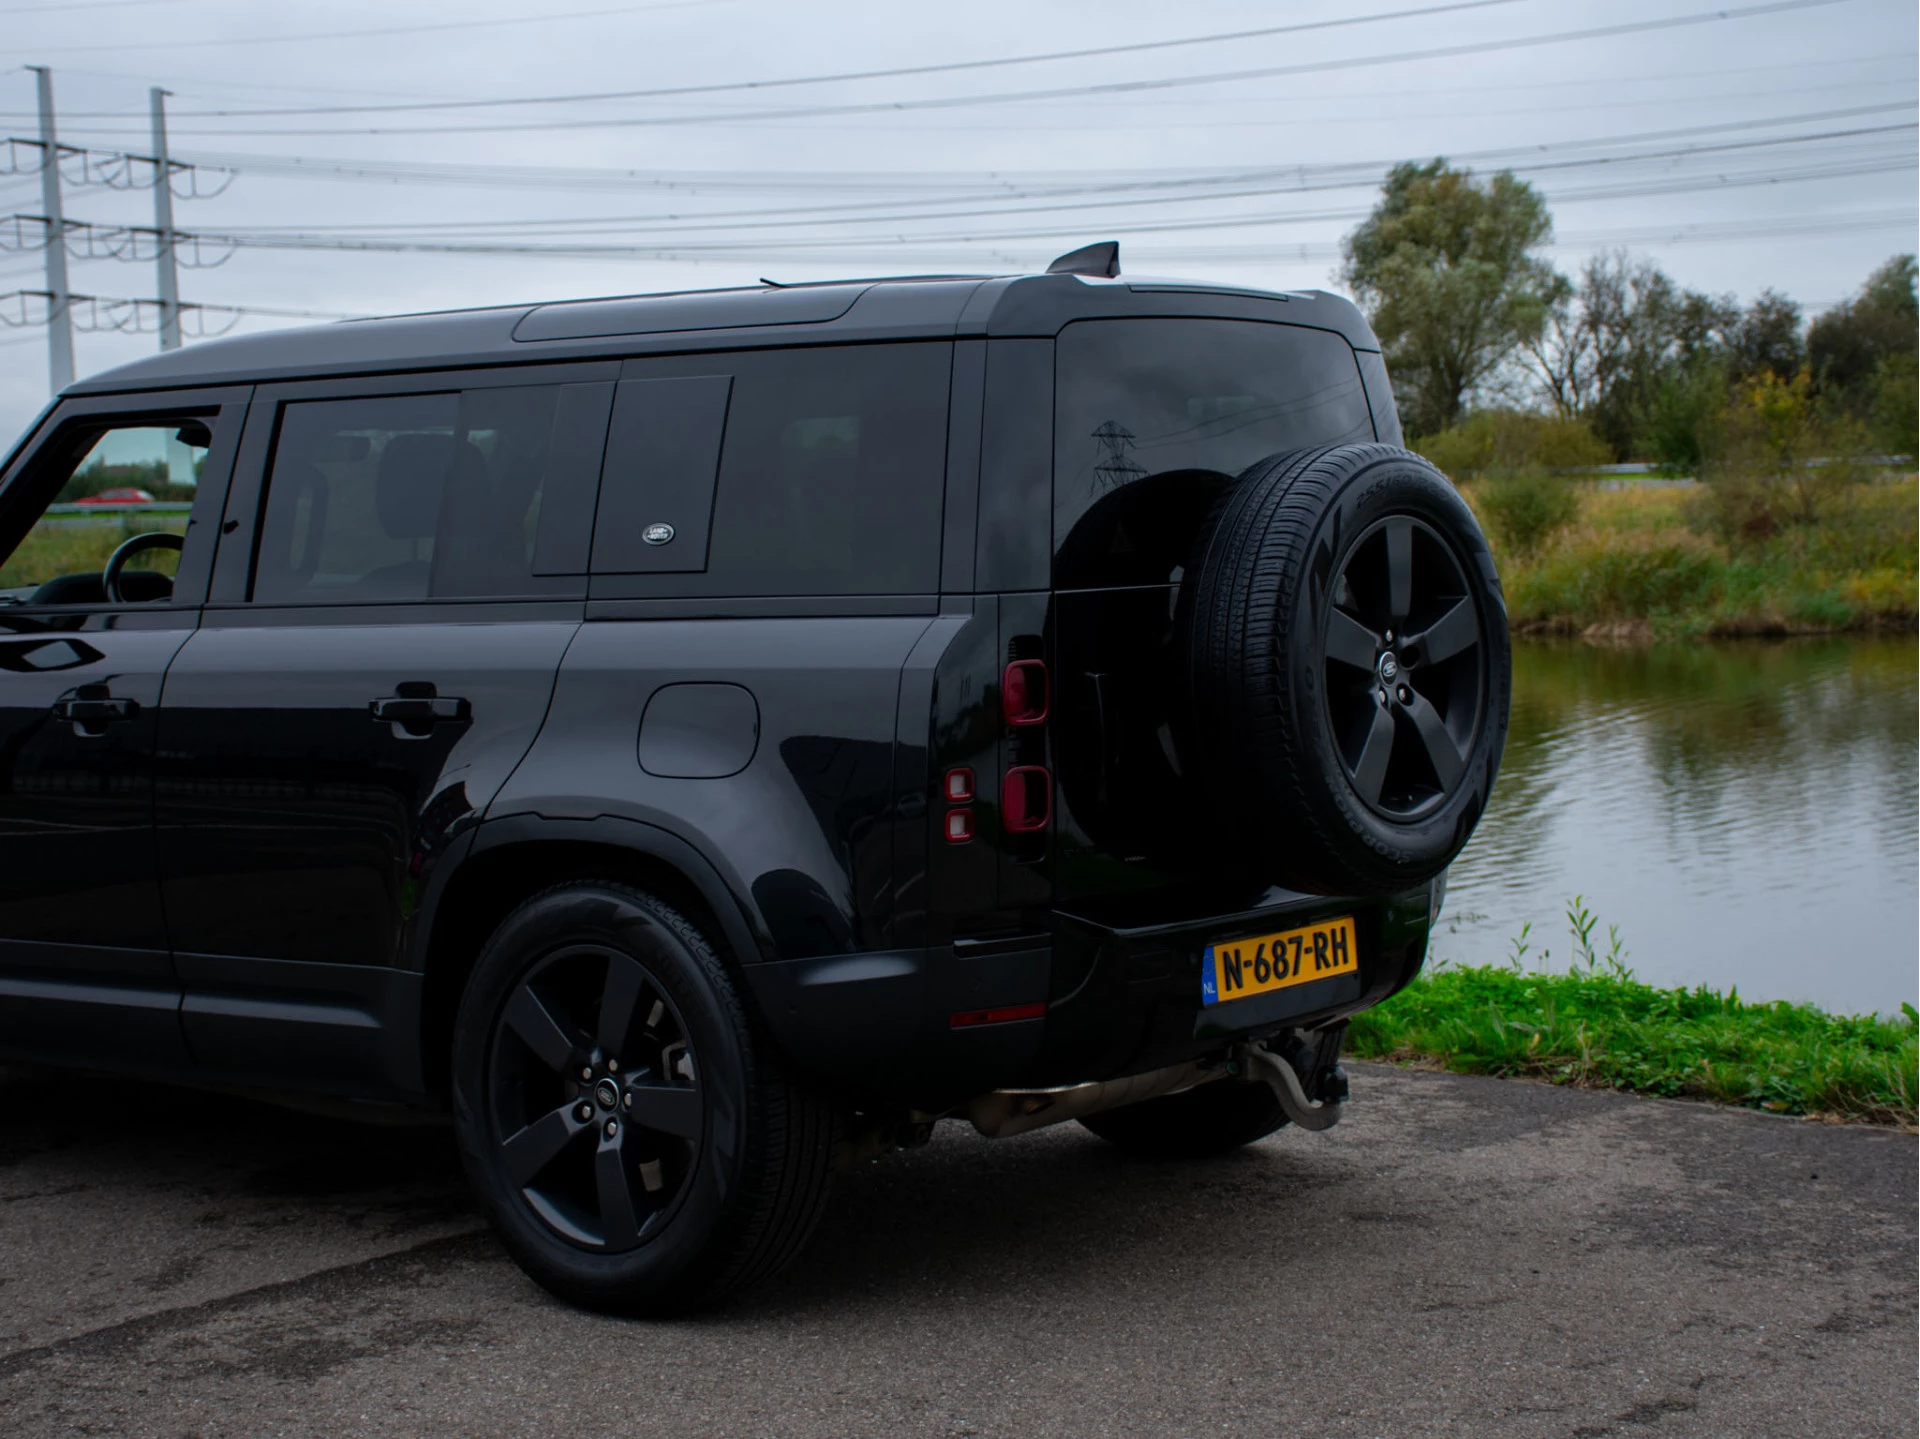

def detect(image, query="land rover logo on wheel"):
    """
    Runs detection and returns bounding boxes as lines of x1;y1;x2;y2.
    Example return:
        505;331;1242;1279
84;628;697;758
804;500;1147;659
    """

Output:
1377;652;1399;683
642;522;675;545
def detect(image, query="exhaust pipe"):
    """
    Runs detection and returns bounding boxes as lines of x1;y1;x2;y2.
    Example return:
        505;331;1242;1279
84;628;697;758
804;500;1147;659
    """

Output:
965;1060;1224;1139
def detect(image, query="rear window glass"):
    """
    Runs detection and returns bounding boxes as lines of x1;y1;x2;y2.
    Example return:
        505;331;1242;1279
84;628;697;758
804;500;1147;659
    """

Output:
1053;318;1373;579
709;343;949;594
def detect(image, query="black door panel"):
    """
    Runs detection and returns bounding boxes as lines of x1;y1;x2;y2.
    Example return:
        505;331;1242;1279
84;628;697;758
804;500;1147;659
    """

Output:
155;612;579;968
0;616;194;1065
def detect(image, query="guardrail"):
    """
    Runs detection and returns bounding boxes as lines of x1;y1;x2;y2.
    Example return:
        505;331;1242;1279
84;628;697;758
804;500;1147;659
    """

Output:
45;502;194;515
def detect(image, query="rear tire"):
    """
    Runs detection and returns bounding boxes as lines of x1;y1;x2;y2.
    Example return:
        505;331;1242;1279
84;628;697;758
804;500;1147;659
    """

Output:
451;880;839;1315
1079;1078;1288;1158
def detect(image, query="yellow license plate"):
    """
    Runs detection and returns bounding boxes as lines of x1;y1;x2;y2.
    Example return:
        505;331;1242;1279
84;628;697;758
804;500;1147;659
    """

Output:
1201;917;1357;1006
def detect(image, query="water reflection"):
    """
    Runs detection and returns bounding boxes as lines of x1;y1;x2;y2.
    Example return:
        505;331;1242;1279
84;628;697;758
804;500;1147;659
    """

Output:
1441;638;1918;1015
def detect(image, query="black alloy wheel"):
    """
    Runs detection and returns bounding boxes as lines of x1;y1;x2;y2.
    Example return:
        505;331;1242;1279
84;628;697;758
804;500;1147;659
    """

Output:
487;944;702;1252
452;881;840;1313
1321;515;1485;820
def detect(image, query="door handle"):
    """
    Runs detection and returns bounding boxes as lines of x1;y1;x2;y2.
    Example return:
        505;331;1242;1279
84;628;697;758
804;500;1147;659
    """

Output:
53;684;139;735
370;692;470;736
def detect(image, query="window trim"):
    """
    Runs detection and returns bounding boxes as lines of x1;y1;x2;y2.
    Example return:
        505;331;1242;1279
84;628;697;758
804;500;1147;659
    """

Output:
0;385;251;613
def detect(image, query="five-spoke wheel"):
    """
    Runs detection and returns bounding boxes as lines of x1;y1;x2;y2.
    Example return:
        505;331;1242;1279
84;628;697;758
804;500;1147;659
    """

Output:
1323;514;1486;819
489;944;703;1252
453;881;840;1314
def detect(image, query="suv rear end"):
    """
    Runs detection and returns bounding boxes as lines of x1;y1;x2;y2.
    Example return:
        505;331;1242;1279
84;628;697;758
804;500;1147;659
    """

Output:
746;269;1500;1115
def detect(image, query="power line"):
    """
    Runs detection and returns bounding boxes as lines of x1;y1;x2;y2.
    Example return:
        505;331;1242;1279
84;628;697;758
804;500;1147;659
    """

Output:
109;0;1537;119
18;45;1903;131
17;0;734;54
0;289;363;334
97;0;1862;138
167;107;1920;244
145;98;1914;205
171;151;1916;264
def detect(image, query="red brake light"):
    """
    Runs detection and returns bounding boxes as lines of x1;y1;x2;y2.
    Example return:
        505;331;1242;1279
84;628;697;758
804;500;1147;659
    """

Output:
945;808;974;844
944;767;974;803
1002;765;1051;834
1002;660;1049;727
950;1002;1046;1028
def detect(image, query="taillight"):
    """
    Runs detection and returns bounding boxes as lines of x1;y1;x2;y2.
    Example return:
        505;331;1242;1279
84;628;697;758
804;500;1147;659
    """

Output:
945;808;974;844
1002;659;1049;727
1003;765;1051;833
944;767;974;803
950;1002;1046;1029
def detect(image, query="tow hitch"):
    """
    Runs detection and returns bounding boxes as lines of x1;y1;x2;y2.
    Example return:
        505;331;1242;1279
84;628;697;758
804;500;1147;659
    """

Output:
1235;1024;1349;1131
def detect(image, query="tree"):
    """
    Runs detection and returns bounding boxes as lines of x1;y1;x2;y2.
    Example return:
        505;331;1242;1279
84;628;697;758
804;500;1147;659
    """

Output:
1523;251;1740;460
1341;160;1565;439
1728;290;1804;383
1808;254;1916;395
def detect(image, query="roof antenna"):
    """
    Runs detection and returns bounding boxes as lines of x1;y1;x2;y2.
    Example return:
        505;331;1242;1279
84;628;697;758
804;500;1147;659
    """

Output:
759;276;789;288
1046;241;1120;278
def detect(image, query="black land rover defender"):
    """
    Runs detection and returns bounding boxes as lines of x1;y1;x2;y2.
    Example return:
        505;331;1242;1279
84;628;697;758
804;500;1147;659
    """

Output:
0;243;1508;1312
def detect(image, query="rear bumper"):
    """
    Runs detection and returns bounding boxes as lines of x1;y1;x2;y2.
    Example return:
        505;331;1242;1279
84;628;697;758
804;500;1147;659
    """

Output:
744;884;1433;1110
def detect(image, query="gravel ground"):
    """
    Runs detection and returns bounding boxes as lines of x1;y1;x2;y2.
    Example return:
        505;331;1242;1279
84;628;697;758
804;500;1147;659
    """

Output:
0;1060;1911;1438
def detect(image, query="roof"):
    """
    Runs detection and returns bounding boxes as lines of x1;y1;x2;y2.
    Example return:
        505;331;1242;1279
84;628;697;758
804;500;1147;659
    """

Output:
67;269;1383;397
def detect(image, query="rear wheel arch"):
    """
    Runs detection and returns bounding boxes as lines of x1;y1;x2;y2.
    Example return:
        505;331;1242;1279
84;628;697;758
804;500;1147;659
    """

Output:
418;818;766;1103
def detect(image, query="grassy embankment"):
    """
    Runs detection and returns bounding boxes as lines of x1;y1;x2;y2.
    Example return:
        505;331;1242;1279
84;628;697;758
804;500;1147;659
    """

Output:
1346;902;1918;1128
1457;476;1917;641
0;516;182;592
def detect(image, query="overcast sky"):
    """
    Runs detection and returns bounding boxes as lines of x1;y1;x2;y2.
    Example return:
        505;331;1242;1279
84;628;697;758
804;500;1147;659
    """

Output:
0;0;1913;438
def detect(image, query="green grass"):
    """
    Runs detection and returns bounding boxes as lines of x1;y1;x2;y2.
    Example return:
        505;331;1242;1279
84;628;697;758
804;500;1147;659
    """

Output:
1463;478;1918;640
1348;906;1918;1127
0;518;181;592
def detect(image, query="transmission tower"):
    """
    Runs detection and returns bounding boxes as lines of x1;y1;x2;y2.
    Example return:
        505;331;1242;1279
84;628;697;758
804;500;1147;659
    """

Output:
6;68;236;397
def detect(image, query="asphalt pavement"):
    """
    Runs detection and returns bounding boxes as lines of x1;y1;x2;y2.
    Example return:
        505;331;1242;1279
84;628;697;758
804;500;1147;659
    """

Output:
0;1060;1911;1438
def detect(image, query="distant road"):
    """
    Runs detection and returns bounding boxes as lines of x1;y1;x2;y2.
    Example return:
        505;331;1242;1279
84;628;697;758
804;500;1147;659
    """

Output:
0;1062;1911;1438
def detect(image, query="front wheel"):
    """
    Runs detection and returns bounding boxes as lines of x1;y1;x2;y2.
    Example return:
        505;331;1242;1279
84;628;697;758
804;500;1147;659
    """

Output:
451;881;839;1314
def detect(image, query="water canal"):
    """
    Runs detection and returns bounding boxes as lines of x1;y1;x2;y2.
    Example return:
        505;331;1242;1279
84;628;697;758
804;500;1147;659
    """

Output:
1439;637;1918;1017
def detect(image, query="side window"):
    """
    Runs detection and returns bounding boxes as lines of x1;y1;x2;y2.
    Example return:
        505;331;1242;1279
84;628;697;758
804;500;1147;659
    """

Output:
593;343;951;595
0;417;212;606
251;382;610;604
714;344;948;594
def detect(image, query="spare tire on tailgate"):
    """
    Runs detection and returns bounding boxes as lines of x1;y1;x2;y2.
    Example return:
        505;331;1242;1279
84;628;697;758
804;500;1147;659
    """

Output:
1178;443;1510;896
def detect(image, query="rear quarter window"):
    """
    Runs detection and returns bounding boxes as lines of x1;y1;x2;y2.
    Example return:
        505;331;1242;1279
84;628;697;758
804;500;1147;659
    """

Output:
1053;318;1373;588
592;341;952;597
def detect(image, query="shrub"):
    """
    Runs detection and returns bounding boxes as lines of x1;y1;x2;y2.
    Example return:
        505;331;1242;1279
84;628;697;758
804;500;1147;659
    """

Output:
1505;530;1724;624
1871;350;1918;456
1473;469;1580;556
1693;369;1870;547
1417;409;1612;478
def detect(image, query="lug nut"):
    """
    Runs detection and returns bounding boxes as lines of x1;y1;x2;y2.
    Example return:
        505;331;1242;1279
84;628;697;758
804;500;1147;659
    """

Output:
1397;685;1412;704
575;1103;593;1123
622;1092;632;1110
606;1058;618;1073
579;1066;593;1082
604;1119;618;1139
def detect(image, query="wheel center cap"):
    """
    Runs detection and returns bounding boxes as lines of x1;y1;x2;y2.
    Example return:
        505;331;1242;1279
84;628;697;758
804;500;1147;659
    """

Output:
593;1079;620;1110
1377;651;1400;683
